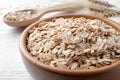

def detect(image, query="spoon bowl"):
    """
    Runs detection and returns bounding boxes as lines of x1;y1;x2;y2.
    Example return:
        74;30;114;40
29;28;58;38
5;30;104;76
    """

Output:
3;9;40;28
3;3;85;28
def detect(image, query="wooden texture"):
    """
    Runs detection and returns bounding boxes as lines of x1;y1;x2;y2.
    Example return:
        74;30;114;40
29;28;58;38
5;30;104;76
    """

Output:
0;0;120;80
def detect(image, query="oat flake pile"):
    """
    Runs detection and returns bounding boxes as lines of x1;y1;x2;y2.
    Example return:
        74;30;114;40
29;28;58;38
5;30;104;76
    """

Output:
27;17;120;70
5;11;35;21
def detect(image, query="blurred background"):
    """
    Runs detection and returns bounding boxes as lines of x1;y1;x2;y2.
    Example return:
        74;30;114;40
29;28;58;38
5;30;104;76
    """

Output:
0;0;120;80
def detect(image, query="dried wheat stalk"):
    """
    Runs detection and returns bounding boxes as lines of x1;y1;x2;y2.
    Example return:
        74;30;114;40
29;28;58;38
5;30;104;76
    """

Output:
89;5;120;18
88;0;114;8
87;0;120;18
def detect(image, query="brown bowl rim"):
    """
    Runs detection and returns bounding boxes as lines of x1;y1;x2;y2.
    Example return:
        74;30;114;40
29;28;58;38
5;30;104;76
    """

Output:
19;14;120;76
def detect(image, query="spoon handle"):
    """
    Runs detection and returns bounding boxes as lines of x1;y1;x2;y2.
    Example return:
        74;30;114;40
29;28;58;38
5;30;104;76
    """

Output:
38;2;86;16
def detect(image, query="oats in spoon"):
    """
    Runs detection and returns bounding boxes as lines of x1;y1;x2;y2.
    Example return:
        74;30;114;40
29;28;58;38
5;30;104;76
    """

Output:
5;11;36;21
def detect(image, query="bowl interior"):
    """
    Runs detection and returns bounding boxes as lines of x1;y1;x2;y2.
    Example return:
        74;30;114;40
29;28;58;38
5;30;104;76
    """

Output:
20;14;120;76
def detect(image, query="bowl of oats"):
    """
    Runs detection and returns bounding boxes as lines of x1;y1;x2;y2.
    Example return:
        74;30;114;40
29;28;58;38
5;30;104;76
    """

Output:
20;14;120;80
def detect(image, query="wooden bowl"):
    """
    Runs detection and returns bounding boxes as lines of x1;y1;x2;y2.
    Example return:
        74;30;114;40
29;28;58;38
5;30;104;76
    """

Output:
19;14;120;80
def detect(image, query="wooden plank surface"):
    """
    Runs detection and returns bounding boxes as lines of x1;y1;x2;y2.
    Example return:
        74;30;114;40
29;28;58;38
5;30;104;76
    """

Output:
0;0;120;80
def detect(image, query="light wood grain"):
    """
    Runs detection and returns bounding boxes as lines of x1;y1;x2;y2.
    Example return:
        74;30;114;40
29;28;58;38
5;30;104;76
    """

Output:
0;0;120;80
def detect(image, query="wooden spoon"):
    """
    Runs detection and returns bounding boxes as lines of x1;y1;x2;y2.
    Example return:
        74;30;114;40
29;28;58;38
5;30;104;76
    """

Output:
3;3;85;28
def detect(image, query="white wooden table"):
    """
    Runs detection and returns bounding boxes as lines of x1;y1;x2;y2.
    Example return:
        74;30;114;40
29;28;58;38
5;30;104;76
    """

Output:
0;0;120;80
